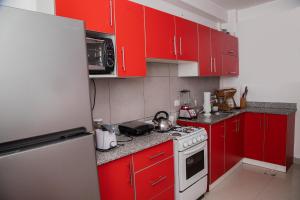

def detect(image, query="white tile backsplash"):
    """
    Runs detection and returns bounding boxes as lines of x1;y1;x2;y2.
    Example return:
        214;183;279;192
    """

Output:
91;63;219;124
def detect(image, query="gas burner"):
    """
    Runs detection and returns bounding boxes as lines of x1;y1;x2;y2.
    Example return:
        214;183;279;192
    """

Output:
172;126;199;134
170;132;182;137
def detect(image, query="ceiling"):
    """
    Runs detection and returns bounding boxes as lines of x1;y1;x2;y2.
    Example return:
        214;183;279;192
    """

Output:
210;0;276;10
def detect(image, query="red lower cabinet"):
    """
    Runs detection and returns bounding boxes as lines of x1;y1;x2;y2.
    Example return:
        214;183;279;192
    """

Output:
210;121;226;184
243;112;295;169
264;114;287;166
152;186;174;200
225;117;238;171
98;156;134;200
135;157;174;200
98;141;174;200
225;116;243;171
244;112;265;161
133;140;173;171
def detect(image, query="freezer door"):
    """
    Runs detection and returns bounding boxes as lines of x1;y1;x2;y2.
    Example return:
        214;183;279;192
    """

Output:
0;134;100;200
0;6;93;143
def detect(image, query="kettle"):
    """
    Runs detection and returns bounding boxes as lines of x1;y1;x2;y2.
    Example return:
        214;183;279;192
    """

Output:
94;119;117;150
152;111;172;132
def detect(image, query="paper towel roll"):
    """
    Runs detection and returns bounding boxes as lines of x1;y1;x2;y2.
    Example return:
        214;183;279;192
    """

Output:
203;92;211;116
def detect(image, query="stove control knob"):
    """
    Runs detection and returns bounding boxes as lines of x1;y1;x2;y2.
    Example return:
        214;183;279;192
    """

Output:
197;137;201;142
183;143;188;148
193;139;197;144
188;141;192;146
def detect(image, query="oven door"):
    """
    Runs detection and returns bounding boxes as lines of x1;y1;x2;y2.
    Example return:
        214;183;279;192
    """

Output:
178;141;208;191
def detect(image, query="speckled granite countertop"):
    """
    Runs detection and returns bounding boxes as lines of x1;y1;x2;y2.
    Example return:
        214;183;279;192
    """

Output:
96;132;174;165
178;102;297;125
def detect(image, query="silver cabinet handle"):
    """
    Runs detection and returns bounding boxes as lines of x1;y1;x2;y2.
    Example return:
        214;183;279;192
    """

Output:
210;57;213;73
173;35;177;56
214;58;216;72
229;72;236;74
109;0;113;27
151;176;167;186
121;47;126;71
149;152;165;160
179;37;182;55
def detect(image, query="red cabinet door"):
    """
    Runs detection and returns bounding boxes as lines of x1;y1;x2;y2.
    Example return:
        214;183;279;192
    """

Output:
225;117;238;171
98;156;134;200
244;113;265;161
115;0;146;77
222;54;239;76
135;157;174;200
55;0;114;34
152;186;174;200
225;115;243;172
198;24;213;76
175;17;198;61
237;115;244;159
264;114;287;166
211;29;223;76
223;34;238;56
210;121;225;184
145;7;176;60
133;140;173;172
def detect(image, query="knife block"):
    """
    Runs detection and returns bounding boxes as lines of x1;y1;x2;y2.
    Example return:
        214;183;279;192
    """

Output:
240;97;247;109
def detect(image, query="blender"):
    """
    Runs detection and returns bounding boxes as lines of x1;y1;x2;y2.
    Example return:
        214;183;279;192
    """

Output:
178;90;197;119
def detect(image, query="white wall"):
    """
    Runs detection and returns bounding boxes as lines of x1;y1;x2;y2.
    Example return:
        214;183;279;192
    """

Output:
220;0;300;158
0;0;54;14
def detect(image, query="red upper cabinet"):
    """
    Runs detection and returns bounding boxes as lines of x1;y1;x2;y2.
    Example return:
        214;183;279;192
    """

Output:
222;54;239;76
145;7;176;60
198;24;212;76
210;121;225;184
264;114;287;166
244;113;265;161
55;0;114;34
98;156;134;200
211;29;224;76
223;35;238;56
115;0;146;77
175;17;198;61
222;34;239;76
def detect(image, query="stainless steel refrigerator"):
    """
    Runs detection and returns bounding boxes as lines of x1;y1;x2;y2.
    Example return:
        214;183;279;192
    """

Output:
0;6;100;200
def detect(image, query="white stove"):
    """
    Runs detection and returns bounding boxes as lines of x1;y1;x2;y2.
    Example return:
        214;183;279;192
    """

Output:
169;126;208;200
168;126;207;151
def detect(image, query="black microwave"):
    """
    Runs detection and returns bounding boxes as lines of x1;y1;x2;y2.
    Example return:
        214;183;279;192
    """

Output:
86;37;115;74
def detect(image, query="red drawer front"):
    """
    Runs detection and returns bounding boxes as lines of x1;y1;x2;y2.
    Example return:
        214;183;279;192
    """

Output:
152;186;174;200
133;140;173;172
135;157;174;200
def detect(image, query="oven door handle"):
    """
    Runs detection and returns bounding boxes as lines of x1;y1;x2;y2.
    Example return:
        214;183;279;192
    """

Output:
183;145;206;155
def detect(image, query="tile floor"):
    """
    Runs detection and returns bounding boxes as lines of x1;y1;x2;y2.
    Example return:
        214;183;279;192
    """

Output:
204;164;300;200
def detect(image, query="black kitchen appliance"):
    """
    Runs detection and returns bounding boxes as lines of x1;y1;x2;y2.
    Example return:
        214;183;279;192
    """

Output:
119;121;154;136
86;36;115;75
